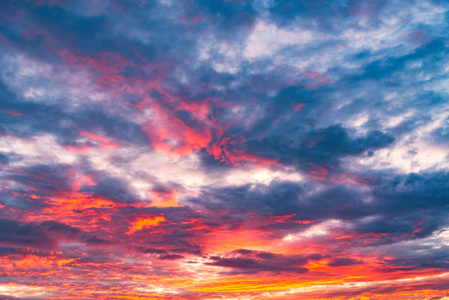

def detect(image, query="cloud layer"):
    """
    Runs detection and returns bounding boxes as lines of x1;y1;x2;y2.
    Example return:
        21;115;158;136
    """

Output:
0;0;449;299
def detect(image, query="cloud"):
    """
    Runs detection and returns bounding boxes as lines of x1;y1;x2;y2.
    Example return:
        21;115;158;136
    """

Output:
0;0;448;299
0;218;79;248
327;257;364;267
206;249;309;275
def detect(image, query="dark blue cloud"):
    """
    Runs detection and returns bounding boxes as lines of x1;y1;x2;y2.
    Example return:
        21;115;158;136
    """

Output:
5;164;75;196
80;174;139;203
0;152;10;165
328;257;364;267
206;249;309;274
0;218;79;248
189;180;371;224
269;0;389;32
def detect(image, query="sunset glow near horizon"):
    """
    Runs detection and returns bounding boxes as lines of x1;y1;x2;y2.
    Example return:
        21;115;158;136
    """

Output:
1;1;449;299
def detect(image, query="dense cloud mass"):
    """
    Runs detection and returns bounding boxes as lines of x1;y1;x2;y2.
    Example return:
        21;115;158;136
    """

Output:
0;0;449;299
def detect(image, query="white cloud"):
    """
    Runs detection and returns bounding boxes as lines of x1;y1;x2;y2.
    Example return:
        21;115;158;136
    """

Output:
244;21;314;59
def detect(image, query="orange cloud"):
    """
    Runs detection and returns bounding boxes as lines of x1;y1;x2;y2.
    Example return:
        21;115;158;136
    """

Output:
126;216;166;235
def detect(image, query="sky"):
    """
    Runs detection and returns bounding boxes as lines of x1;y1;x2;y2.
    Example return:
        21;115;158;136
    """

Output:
0;0;449;299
